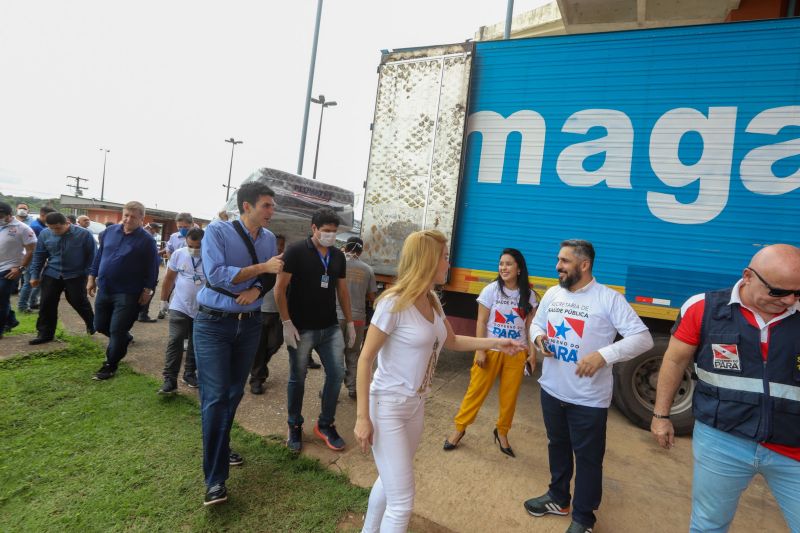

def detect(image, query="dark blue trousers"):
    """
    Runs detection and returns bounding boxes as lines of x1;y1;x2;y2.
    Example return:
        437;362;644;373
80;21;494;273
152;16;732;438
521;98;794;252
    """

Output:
193;311;262;488
540;388;608;528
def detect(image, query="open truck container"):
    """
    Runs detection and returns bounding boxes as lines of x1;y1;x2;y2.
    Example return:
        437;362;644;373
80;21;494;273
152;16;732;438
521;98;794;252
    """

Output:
360;18;800;435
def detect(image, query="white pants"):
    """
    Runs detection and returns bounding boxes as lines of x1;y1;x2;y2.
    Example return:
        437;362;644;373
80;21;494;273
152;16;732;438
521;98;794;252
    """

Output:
362;392;425;533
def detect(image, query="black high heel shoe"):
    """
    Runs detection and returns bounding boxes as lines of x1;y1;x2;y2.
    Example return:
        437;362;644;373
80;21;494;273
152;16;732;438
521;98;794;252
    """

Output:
443;430;465;451
493;428;515;457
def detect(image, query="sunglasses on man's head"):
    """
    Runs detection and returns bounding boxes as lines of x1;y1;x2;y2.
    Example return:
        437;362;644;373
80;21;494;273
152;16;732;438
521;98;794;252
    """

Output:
746;267;800;298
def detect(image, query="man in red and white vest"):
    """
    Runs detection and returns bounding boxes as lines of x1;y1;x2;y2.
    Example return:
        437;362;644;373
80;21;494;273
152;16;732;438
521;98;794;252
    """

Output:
653;244;800;532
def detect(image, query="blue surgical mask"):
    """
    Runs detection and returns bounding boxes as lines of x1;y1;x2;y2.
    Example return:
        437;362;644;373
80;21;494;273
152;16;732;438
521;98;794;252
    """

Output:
179;228;189;237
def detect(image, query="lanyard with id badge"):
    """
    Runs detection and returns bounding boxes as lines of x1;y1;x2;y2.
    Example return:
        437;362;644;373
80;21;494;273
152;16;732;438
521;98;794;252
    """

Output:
317;249;330;289
191;256;203;286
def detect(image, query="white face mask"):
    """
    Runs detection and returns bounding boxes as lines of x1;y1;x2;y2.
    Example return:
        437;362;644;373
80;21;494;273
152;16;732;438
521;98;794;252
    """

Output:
318;231;337;247
188;247;201;257
17;209;28;217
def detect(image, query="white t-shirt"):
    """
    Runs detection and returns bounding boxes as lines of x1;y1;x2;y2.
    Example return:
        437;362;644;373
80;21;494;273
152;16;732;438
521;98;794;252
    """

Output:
531;279;649;408
370;294;448;397
167;247;205;318
0;219;37;272
476;281;539;343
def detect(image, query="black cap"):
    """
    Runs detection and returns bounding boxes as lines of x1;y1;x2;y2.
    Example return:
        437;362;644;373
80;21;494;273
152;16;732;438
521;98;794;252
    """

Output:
0;202;12;217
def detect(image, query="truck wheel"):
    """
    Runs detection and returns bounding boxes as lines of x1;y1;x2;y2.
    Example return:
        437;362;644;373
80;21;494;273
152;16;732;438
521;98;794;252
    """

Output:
612;336;695;436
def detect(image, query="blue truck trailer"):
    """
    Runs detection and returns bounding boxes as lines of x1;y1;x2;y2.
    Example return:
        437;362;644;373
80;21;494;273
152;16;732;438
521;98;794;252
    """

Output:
360;17;800;434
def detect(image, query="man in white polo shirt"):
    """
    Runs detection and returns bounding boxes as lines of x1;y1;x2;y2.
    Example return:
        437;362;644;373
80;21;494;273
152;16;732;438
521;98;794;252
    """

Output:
0;202;37;338
524;239;653;533
157;227;205;393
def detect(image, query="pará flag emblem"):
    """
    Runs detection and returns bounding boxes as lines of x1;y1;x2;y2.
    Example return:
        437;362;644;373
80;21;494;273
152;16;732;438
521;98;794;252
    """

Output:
712;343;741;372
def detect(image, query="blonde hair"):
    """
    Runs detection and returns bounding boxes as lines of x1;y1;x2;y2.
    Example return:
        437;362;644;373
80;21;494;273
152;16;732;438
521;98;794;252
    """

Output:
379;229;446;316
123;201;146;217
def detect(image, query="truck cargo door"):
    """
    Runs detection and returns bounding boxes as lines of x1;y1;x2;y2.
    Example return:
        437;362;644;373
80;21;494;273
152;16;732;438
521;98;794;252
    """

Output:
361;43;473;276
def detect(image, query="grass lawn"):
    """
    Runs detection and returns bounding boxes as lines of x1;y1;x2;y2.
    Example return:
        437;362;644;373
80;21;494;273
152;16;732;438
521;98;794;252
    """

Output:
0;335;368;532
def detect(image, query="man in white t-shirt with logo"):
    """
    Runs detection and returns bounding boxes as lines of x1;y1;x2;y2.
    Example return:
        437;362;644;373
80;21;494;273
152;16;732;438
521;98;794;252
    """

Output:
524;239;653;533
157;227;205;394
0;202;37;338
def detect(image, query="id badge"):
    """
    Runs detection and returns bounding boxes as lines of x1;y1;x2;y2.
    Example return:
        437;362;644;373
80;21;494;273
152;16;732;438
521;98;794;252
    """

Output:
320;274;330;288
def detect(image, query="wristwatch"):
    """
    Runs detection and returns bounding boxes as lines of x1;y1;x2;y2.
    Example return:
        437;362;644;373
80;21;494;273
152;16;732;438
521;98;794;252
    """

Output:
652;412;670;419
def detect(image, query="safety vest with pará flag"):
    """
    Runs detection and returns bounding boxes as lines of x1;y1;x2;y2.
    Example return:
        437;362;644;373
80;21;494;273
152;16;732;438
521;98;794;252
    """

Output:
691;288;800;446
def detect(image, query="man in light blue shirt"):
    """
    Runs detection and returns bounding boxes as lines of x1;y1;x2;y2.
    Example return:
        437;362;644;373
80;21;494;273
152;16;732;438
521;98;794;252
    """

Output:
193;181;283;507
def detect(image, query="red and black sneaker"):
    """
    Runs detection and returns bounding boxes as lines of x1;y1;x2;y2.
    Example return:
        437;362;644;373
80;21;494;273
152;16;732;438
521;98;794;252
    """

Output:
314;423;346;451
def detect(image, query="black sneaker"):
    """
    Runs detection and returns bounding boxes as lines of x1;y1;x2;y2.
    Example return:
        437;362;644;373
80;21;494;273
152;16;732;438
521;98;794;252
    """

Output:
30;303;40;310
158;378;177;395
92;363;116;381
229;451;244;466
250;381;264;395
29;336;54;345
157;310;167;319
204;483;227;506
86;326;96;335
524;493;570;517
314;423;345;451
182;374;199;388
287;424;303;453
6;318;20;331
566;521;593;533
138;316;157;323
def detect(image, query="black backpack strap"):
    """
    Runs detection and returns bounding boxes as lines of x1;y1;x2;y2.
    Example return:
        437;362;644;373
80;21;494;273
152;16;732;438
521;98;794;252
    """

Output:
205;220;277;299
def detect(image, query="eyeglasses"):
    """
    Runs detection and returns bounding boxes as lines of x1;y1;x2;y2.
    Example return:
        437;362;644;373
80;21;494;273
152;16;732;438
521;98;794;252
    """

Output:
746;267;800;298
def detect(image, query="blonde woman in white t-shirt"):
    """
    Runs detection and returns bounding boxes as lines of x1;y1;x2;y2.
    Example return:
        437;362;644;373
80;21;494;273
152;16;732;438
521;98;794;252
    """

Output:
353;230;525;533
444;248;538;457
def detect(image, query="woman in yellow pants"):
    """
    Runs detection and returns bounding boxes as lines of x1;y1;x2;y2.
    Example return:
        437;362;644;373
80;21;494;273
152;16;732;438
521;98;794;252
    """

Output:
444;248;538;457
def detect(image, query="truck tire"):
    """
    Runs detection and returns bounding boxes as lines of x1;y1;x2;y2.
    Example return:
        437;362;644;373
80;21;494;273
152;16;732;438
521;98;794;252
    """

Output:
612;335;695;436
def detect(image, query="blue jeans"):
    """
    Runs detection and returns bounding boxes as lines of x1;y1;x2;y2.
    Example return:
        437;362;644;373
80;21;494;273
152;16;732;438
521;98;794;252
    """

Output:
193;310;262;488
0;271;18;332
691;421;800;532
17;268;40;311
287;324;345;428
93;290;140;369
540;389;608;528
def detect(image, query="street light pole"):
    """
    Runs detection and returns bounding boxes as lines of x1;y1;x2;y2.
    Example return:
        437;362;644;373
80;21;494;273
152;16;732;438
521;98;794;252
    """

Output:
224;138;243;202
99;148;110;201
311;94;337;180
297;0;324;175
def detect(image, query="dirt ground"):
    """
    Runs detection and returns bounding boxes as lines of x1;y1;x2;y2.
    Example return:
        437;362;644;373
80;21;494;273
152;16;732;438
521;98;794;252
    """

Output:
4;274;789;533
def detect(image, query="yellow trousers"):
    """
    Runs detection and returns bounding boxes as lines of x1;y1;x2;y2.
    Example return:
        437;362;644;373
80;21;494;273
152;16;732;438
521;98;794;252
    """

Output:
453;350;527;436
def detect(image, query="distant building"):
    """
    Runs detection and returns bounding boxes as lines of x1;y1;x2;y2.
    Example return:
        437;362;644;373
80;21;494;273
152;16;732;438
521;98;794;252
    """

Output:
59;194;210;244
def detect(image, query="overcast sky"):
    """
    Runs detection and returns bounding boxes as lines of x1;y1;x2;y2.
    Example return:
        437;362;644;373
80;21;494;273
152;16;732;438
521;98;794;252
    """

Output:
0;0;549;219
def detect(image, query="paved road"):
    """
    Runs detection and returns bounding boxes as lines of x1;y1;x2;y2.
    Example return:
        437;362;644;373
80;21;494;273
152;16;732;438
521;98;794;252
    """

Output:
6;278;789;533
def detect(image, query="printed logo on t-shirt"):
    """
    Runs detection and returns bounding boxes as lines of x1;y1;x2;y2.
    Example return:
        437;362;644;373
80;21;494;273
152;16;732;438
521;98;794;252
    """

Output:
492;307;525;339
712;344;741;371
545;300;590;364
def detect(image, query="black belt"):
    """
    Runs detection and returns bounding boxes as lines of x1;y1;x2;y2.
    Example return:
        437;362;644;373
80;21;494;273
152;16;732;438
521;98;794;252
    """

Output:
198;305;259;320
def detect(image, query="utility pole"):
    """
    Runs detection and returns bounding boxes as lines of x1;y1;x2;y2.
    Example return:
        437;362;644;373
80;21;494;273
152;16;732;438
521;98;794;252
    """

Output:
223;138;243;202
297;0;324;175
99;148;110;201
66;175;88;197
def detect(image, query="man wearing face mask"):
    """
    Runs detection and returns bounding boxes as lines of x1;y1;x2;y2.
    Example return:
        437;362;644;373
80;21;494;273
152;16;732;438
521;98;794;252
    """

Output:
275;208;356;453
28;212;96;345
167;212;194;259
15;203;33;226
18;206;54;313
0;202;37;339
157;227;205;394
